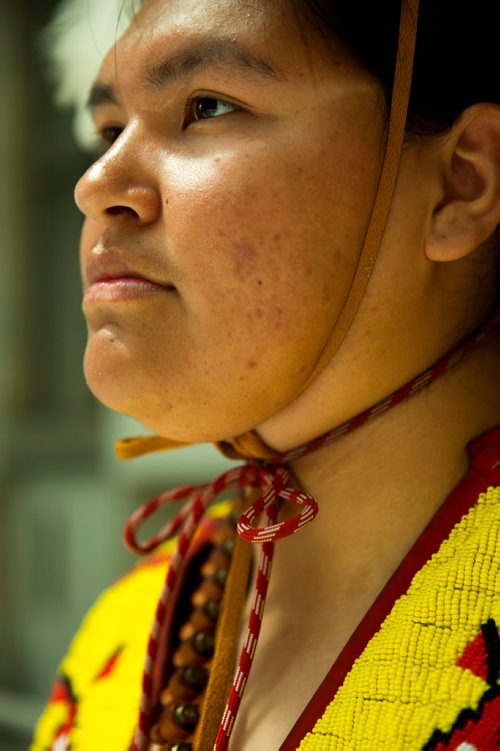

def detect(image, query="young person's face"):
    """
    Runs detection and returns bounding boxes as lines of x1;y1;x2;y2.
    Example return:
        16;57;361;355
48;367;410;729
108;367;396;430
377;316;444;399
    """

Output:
76;0;385;442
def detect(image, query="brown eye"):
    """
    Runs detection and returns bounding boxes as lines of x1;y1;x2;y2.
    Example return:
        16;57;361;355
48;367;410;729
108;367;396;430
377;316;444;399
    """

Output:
188;97;240;123
99;125;123;147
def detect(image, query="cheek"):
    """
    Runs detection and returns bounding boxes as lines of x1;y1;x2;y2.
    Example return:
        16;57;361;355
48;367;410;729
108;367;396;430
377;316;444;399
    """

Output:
165;147;366;325
79;89;384;439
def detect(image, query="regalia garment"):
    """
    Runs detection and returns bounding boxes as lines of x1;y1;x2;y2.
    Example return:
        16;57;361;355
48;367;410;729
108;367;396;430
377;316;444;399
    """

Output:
31;425;500;750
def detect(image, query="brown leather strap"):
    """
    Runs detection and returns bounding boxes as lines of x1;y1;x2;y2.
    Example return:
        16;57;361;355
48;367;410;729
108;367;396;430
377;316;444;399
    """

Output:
215;432;276;461
193;532;253;750
297;0;420;393
115;431;274;462
193;7;422;740
116;0;420;466
207;0;421;462
115;434;188;459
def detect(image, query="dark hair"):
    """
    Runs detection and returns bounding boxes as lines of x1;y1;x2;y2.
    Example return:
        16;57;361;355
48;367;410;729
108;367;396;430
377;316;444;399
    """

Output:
292;0;500;137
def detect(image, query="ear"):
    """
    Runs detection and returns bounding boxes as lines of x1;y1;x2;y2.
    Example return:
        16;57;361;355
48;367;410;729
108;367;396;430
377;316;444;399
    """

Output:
425;104;500;262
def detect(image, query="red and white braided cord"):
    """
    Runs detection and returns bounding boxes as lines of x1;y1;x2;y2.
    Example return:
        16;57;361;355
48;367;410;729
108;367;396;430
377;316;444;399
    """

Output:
126;464;318;750
126;309;499;751
214;510;276;750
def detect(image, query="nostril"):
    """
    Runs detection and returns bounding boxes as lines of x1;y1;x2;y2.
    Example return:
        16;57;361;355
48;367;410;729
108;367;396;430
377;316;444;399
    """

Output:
106;205;139;218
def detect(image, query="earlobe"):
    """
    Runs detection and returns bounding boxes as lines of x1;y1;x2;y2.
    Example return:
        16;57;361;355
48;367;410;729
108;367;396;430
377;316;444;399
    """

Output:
425;104;500;262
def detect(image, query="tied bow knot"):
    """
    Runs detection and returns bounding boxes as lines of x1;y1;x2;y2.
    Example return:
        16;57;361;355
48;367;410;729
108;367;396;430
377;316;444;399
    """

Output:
124;462;319;556
125;460;319;751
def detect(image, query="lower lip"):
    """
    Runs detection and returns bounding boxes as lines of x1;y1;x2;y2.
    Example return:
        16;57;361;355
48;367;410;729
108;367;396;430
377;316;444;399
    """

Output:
83;278;174;303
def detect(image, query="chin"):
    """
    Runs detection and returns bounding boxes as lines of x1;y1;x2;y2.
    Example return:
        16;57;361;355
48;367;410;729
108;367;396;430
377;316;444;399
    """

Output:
83;334;157;418
82;328;297;445
83;343;239;444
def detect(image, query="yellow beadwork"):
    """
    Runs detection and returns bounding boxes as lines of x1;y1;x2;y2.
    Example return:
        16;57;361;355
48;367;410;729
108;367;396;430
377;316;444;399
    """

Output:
30;490;499;750
31;538;177;751
30;502;233;751
298;486;500;750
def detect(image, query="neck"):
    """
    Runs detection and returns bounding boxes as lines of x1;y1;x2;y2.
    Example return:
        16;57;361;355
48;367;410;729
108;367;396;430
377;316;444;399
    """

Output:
267;331;500;619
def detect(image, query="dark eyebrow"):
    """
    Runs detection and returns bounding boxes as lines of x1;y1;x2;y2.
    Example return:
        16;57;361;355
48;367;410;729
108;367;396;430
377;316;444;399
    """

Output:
86;37;284;111
86;82;118;111
145;38;284;90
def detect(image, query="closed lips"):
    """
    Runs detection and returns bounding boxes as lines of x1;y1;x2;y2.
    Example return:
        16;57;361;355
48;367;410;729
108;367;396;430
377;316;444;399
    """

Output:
85;253;174;289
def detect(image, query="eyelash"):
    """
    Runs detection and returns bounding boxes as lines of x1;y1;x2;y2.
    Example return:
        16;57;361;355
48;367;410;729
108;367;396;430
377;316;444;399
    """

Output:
98;126;123;149
96;96;242;148
184;96;241;126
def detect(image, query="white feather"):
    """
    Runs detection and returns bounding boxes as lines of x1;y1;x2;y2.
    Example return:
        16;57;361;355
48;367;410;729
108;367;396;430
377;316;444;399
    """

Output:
40;0;136;149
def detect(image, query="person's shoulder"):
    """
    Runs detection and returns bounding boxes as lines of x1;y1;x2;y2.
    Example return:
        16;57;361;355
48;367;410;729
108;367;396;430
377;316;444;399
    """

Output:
30;500;234;751
29;541;175;750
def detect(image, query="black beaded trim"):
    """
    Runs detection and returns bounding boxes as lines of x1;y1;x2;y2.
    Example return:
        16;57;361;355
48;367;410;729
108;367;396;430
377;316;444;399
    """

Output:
422;620;500;750
482;618;500;686
422;683;500;749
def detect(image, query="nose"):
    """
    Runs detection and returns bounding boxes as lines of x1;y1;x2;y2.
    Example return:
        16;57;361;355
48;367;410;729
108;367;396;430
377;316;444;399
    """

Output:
74;131;162;226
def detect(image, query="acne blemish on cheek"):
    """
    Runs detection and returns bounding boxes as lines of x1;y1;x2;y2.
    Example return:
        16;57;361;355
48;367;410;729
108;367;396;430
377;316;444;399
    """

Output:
331;248;350;269
247;307;263;321
273;306;284;329
233;241;258;279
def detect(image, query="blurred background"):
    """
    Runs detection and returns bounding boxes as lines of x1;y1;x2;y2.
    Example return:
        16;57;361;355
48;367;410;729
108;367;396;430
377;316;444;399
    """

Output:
0;3;232;749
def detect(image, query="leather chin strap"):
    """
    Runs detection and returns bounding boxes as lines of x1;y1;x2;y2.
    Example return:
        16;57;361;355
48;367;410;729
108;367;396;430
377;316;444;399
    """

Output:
116;0;420;466
115;429;275;462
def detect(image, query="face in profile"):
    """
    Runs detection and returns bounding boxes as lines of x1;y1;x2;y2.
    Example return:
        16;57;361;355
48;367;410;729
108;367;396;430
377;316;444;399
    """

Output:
76;0;385;443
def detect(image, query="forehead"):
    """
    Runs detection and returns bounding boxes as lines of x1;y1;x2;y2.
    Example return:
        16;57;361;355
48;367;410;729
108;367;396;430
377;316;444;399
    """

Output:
98;0;345;87
127;0;286;42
